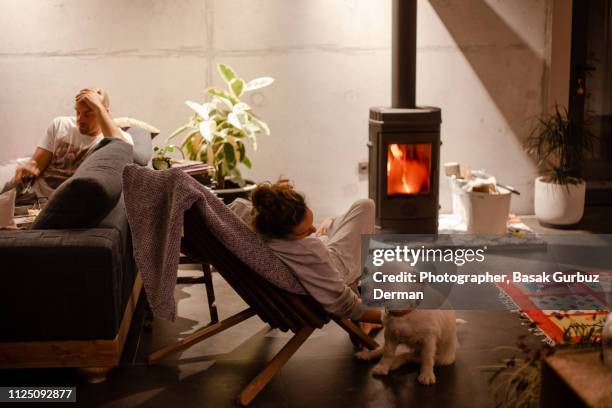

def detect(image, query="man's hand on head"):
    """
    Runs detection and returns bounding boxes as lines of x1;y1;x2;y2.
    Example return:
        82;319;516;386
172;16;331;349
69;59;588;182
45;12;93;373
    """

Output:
75;88;107;113
78;87;106;100
75;87;126;141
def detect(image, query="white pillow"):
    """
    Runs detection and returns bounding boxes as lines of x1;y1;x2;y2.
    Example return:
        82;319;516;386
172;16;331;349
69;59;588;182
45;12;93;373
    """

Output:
114;117;160;136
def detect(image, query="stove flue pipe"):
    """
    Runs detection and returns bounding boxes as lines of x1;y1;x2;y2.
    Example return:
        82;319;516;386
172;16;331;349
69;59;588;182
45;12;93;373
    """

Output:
392;0;417;109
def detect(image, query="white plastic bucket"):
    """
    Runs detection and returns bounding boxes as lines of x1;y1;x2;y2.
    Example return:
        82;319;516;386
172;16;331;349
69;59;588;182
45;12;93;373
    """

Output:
450;178;469;224
465;188;511;234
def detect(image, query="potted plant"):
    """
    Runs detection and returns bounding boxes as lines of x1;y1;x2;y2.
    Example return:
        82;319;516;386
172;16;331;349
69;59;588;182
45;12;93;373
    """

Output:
485;320;603;407
152;145;176;170
168;63;273;190
526;105;595;226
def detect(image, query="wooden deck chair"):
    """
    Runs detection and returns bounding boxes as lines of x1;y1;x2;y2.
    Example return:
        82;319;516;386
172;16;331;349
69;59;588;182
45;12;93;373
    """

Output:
148;205;379;406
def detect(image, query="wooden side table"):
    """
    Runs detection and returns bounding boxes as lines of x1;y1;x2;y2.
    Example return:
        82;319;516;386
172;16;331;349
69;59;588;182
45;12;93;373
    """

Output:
541;348;612;408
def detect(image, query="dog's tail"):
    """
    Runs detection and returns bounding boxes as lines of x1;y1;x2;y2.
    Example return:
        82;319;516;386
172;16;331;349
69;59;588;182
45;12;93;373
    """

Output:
455;318;468;325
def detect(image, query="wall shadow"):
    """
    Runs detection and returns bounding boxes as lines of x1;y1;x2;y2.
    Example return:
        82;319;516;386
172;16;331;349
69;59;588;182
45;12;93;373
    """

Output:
428;0;547;153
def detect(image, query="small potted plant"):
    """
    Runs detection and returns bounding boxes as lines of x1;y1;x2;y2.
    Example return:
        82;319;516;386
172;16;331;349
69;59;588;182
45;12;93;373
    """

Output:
526;105;595;226
152;145;176;170
168;63;273;190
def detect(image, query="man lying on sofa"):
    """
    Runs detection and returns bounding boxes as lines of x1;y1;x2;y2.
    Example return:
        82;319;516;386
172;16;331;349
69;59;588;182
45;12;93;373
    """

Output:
15;87;133;200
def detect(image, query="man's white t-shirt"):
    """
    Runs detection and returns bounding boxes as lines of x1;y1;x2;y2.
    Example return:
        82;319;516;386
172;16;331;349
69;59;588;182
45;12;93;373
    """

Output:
33;116;133;197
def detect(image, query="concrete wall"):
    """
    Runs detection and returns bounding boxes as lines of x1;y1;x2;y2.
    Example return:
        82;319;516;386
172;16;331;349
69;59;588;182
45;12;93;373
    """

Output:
547;0;573;109
0;0;568;218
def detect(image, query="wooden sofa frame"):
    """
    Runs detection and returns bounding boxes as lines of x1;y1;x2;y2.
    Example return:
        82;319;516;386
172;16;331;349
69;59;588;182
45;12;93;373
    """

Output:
0;274;143;383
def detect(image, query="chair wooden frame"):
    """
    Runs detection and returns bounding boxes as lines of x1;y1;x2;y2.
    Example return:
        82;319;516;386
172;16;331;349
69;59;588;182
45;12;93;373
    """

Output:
149;207;378;406
178;255;219;325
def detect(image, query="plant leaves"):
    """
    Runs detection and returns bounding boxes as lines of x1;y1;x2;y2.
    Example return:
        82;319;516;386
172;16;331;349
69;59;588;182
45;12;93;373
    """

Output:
206;87;239;105
182;137;194;159
213;98;234;114
199;120;216;142
237;110;249;125
198;142;208;162
232;102;250;113
244;76;274;92
228;167;244;184
525;103;597;183
233;144;241;163
242;156;252;168
226;135;241;162
218;63;236;85
237;142;247;165
181;128;202;160
250;115;270;135
224;142;236;167
174;64;273;176
228;112;243;129
190;134;202;156
230;78;245;98
214;143;225;158
243;122;259;136
167;124;192;141
185;101;210;120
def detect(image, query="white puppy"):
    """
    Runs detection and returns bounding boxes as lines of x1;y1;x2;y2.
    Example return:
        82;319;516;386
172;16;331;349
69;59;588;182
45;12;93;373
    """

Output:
355;309;461;385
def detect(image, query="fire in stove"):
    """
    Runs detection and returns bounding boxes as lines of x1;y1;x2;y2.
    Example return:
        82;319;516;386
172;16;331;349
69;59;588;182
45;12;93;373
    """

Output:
387;143;431;195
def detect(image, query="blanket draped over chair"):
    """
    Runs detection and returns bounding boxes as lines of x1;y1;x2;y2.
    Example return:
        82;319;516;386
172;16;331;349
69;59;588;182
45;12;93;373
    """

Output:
122;165;306;321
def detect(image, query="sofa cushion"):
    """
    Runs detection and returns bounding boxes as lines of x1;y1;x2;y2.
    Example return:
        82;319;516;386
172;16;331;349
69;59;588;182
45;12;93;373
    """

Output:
32;139;133;229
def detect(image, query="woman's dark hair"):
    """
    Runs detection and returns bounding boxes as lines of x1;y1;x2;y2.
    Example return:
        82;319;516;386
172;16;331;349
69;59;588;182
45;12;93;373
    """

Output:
250;180;306;239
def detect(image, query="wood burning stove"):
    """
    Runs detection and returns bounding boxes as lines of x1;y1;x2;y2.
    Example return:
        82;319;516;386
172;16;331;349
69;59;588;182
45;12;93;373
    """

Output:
368;107;441;232
368;0;441;233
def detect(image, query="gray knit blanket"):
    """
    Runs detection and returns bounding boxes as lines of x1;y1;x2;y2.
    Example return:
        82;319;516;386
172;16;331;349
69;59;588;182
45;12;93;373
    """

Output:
122;165;306;321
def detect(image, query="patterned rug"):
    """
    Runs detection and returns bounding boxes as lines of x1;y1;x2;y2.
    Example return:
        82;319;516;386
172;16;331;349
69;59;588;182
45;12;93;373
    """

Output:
497;271;611;345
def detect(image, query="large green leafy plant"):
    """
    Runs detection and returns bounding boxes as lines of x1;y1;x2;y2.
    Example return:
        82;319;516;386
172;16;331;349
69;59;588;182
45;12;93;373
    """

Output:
526;105;595;185
169;64;273;188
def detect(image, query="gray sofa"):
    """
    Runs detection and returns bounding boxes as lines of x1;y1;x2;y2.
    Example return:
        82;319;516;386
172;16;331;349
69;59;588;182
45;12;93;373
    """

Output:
0;128;152;381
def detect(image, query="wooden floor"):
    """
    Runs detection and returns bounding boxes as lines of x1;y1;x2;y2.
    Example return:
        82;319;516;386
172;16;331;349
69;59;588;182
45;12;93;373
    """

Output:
0;271;544;407
0;207;610;407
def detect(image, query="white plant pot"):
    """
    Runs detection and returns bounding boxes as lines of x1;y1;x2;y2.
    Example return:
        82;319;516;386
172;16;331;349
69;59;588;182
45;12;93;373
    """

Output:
534;176;585;226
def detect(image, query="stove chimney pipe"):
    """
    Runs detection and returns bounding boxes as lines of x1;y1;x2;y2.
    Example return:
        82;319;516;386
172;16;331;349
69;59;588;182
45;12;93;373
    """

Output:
392;0;417;109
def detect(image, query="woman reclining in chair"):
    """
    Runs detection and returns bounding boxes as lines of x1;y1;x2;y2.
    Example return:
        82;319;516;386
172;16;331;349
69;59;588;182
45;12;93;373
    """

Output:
229;179;381;326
